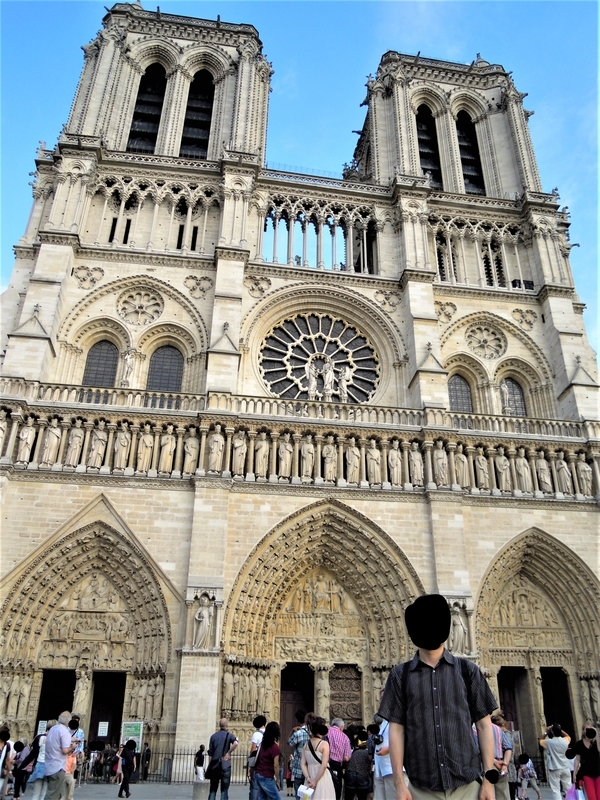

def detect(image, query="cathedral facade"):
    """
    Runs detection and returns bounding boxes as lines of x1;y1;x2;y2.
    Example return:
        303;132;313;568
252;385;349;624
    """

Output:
1;3;599;760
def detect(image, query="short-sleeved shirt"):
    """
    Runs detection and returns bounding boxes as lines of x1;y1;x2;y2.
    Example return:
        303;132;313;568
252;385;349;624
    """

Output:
327;727;352;763
256;743;281;779
288;727;309;779
378;649;497;791
566;740;600;779
45;724;72;777
208;730;237;768
544;736;571;771
195;750;205;766
374;720;392;779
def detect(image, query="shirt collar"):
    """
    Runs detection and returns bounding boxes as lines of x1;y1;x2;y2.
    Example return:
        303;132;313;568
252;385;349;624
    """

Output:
409;648;455;670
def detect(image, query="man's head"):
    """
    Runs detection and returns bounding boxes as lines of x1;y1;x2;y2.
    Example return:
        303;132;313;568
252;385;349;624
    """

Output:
404;594;451;651
0;728;10;744
219;718;229;730
551;724;563;737
253;715;267;730
68;719;79;732
58;711;72;726
295;709;307;725
144;742;149;748
331;718;344;730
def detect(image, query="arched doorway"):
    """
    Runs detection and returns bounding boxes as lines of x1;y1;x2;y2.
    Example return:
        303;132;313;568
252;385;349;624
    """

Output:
0;521;173;744
476;528;600;753
221;499;425;744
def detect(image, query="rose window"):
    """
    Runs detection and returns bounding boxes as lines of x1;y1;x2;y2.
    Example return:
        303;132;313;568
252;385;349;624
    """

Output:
117;288;164;326
259;314;380;403
465;324;507;359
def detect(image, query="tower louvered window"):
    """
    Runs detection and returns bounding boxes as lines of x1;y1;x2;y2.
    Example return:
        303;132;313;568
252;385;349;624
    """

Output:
82;341;119;387
126;64;167;154
436;231;457;282
179;70;215;159
147;346;184;393
416;105;443;189
448;375;473;413
456;111;485;195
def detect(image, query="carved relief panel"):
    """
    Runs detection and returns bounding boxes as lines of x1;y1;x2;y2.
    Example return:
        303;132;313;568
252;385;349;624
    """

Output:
329;665;362;726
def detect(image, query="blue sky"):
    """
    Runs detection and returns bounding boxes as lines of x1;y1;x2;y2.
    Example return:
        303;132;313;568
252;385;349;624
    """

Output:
1;0;597;350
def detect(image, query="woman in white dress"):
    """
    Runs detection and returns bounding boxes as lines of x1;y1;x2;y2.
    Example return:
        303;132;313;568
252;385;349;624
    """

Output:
301;717;336;799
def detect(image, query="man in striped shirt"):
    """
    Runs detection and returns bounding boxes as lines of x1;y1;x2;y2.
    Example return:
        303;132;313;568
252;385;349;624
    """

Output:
327;719;352;800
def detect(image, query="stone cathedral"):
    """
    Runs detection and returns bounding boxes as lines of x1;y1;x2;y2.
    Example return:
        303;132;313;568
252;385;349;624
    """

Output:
1;2;599;761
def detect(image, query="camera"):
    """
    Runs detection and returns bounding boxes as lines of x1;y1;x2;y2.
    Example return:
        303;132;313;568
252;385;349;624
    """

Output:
372;734;384;746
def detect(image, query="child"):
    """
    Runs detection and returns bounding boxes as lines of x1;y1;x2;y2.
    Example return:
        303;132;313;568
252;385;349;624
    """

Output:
286;754;294;796
517;753;542;800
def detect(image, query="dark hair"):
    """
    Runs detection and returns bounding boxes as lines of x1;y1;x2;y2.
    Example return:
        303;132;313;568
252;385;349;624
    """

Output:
125;740;137;751
253;715;267;730
309;717;328;738
304;712;317;729
0;729;10;744
367;723;380;735
13;741;24;753
295;709;307;725
552;724;563;738
68;719;79;731
261;721;281;749
200;745;205;753
518;754;529;765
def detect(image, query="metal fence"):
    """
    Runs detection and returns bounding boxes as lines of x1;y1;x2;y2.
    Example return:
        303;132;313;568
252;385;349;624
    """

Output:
79;751;250;785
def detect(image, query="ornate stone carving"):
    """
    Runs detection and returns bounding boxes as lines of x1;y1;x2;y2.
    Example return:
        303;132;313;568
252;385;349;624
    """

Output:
244;274;272;298
135;423;154;474
193;594;215;650
433;440;449;487
74;265;104;290
158;424;176;474
465;324;507;359
184;275;214;299
301;434;315;482
40;418;61;466
494;446;512;491
182;427;199;475
64;419;85;468
374;289;400;312
455;444;470;489
259;313;380;403
366;439;381;485
515;447;533;492
278;432;293;480
117;288;164;326
207;424;225;474
447;602;469;655
254;431;269;479
232;430;248;477
434;301;457;323
345;437;360;484
555;451;573;494
512;308;538;330
576;453;593;496
409;442;424;487
16;416;36;464
87;419;108;468
388;439;401;486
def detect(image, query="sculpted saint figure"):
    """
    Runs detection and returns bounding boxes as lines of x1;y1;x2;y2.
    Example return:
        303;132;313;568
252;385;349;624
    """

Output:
73;670;91;714
388;440;401;486
515;448;533;492
433;440;449;487
305;362;319;401
113;422;131;469
183;427;199;475
16;416;37;464
88;419;108;468
193;595;214;649
346;437;360;484
536;451;553;493
0;409;7;457
366;439;381;484
455;444;469;489
40;417;61;466
254;431;269;478
17;681;31;719
249;668;258;712
475;446;489;489
409;442;424;487
322;360;335;400
232;430;247;476
301;434;315;482
278;432;293;479
448;606;468;654
338;365;351;403
207;424;225;473
136;423;154;474
322;435;337;482
576;453;593;496
158;424;176;473
222;665;234;712
555;451;573;494
257;670;266;712
495;446;512;491
64;419;85;468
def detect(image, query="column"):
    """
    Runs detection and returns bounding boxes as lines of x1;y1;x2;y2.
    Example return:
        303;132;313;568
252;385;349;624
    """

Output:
199;203;210;255
567;452;581;498
423;441;436;490
54;422;70;470
548;451;561;498
29;420;47;469
196;426;208;477
100;423;116;474
292;433;301;485
269;431;279;483
165;201;175;251
447;442;460;491
359;439;369;488
485;447;499;494
147;199;160;250
94;194;109;245
286;217;294;265
148;425;161;477
401;440;412;490
381;439;390;490
361;225;368;273
508;448;519;495
466;446;478;495
314;435;323;485
222;427;234;478
590;452;600;499
112;196;126;247
331;223;338;271
76;422;93;473
45;175;67;229
240;192;250;248
474;234;485;286
256;210;265;261
172;427;185;478
182;202;193;253
457;231;467;283
272;214;279;263
346;221;354;272
302;220;309;267
317;219;324;270
336;436;346;487
246;430;256;481
125;425;139;476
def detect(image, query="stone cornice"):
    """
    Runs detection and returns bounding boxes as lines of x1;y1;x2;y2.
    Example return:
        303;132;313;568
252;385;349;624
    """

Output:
400;268;436;289
215;247;250;265
432;283;537;303
537;284;576;303
37;230;80;247
246;261;399;289
257;172;392;202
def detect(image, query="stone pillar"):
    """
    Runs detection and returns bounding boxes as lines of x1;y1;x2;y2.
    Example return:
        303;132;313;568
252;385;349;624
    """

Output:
196;426;208;477
246;430;256;481
486;447;499;495
530;667;547;733
508;448;520;496
359;439;369;488
172;427;185;478
56;421;71;469
269;431;279;484
423;441;436;490
336;436;346;487
148;425;161;478
222;427;234;478
77;422;93;473
125;424;139;476
29;419;47;469
590;451;600;499
447;442;459;491
381;439;390;490
528;448;542;497
401;440;412;491
314;435;323;485
313;663;333;719
567;452;582;498
292;433;301;485
466;446;478;495
548;451;562;499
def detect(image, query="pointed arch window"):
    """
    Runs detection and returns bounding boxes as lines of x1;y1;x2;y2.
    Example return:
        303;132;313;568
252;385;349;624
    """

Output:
127;63;167;154
82;340;119;387
416;105;443;189
146;345;184;392
436;231;458;282
456;110;485;195
179;70;215;159
501;377;527;417
448;375;473;413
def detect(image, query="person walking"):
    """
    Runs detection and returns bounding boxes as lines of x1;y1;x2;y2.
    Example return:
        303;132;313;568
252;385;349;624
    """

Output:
328;719;352;800
249;715;267;800
141;743;151;782
195;744;206;782
566;724;600;800
516;754;542;800
207;718;239;800
540;724;572;800
44;711;77;800
289;711;312;796
21;720;56;800
254;721;282;800
378;594;498;800
301;717;336;799
118;740;137;798
491;714;513;800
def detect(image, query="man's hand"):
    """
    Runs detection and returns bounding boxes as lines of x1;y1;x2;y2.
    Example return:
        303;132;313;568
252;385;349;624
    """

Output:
479;778;496;800
395;782;412;800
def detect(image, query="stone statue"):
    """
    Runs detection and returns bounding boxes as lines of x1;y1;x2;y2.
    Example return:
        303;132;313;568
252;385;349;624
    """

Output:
207;424;225;473
315;670;331;718
145;676;157;720
64;419;85;468
113;422;131;469
589;678;600;722
240;668;250;712
121;348;135;387
158;424;176;473
40;417;61;466
536;451;553;493
222;665;234;712
322;435;337;482
555;451;573;494
388;440;401;485
515;447;533;492
301;434;314;482
338;365;351;403
448;605;468;654
322;359;335;400
183;427;199;474
278;432;293;480
137;679;148;720
129;679;140;718
232;430;247;476
433;440;449;487
455;444;469;489
0;409;7;457
257;670;266;712
475;446;489;489
254;431;269;478
193;596;214;649
500;379;511;413
6;673;21;717
73;669;91;714
264;671;273;714
495;446;512;491
136;423;154;473
88;419;108;468
16;416;36;464
249;668;258;712
0;679;8;718
580;678;593;723
153;675;164;720
305;362;318;400
576;453;593;496
346;437;360;484
409;442;424;487
366;439;381;484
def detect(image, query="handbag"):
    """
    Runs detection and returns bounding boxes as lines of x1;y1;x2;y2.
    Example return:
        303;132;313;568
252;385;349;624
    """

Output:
205;759;222;780
247;743;261;769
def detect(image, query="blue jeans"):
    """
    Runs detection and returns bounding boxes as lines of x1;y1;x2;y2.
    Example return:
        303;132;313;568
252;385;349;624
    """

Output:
249;769;259;800
256;773;280;800
208;766;231;800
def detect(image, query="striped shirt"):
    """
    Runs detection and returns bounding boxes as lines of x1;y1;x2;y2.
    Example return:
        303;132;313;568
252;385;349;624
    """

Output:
378;649;497;792
327;726;352;763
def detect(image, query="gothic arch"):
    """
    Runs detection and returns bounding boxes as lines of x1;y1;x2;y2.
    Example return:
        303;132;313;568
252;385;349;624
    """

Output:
444;352;490;413
449;90;488;121
128;38;182;73
475;527;600;674
180;43;235;84
409;85;447;116
222;499;425;665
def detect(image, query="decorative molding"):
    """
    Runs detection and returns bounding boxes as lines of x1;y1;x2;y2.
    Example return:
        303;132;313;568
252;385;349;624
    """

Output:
243;275;271;298
184;275;214;299
117;288;164;326
512;308;538;330
73;266;105;290
374;289;400;312
465;323;507;360
434;301;457;323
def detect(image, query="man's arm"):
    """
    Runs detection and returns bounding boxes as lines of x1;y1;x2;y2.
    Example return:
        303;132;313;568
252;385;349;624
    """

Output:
388;722;411;800
223;738;238;760
475;716;496;800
